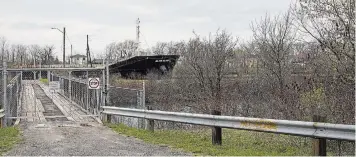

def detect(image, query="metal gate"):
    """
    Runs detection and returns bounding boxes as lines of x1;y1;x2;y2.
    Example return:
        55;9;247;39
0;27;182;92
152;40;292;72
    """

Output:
1;66;107;126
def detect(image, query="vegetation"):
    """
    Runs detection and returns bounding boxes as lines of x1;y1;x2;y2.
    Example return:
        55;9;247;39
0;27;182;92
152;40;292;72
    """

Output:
0;127;20;155
107;123;312;156
39;78;49;84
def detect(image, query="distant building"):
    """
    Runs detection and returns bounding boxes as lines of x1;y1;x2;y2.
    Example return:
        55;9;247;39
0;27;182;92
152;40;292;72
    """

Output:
70;54;86;65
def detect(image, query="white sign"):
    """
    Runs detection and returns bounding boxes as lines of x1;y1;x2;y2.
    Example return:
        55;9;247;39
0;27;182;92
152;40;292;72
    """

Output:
88;78;100;89
49;81;60;91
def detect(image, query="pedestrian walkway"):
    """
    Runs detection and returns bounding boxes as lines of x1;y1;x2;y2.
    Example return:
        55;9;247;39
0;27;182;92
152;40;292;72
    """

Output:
5;80;189;156
19;80;97;124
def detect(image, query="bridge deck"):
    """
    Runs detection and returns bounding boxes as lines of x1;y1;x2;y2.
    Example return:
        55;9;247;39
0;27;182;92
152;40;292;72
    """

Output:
20;80;97;124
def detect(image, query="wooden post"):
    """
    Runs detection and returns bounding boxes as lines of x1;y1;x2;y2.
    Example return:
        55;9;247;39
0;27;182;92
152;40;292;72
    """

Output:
106;114;112;123
212;110;222;145
146;106;154;132
312;115;327;156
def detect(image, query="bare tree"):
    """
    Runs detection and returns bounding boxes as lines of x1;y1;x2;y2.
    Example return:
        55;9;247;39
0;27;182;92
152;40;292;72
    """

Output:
177;30;237;113
105;42;118;61
293;0;355;84
117;40;138;58
152;42;168;55
16;44;27;66
151;41;186;55
105;40;138;61
41;45;55;65
250;10;296;118
0;36;8;62
28;45;42;66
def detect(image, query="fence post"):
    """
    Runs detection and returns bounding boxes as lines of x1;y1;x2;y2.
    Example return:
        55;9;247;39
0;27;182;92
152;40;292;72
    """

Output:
212;110;222;145
106;60;110;106
140;82;146;129
69;71;72;105
146;106;154;132
312;115;327;156
142;81;145;109
2;59;7;127
101;69;105;108
86;71;89;111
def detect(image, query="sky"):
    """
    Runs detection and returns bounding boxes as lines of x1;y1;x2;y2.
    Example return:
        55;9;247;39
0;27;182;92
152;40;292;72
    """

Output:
0;0;294;60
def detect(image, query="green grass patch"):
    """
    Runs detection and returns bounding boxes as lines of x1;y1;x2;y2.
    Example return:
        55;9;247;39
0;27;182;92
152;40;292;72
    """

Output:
40;78;49;84
0;127;20;155
107;123;312;156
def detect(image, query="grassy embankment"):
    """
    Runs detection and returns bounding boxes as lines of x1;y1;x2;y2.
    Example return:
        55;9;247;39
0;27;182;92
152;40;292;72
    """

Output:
107;123;312;156
0;127;20;155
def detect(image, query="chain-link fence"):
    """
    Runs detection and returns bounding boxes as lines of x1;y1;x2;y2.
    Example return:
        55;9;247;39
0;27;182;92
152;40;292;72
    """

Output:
52;70;105;116
108;77;145;129
1;66;106;126
0;71;21;126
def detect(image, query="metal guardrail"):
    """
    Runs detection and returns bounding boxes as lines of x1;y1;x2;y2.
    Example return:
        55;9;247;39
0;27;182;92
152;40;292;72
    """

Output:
0;109;4;127
102;106;355;141
0;109;4;119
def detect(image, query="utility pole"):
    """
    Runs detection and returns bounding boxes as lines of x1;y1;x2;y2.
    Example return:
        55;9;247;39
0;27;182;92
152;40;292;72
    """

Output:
86;35;89;67
70;44;72;65
136;18;140;57
86;35;92;68
63;27;66;68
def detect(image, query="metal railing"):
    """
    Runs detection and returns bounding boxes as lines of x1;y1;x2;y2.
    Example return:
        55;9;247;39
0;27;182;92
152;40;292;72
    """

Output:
0;73;21;127
0;109;3;127
10;64;105;68
52;71;105;116
102;106;355;141
0;109;4;118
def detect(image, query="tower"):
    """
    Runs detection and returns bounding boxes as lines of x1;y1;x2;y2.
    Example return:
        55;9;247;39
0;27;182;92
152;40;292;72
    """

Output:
136;18;140;56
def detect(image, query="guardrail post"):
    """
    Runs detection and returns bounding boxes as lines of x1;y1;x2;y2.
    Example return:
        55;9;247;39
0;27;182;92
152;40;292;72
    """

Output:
212;110;222;145
103;113;112;123
312;115;327;156
145;106;154;132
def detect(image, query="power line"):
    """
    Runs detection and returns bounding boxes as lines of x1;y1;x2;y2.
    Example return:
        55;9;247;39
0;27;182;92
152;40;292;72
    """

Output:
141;33;152;54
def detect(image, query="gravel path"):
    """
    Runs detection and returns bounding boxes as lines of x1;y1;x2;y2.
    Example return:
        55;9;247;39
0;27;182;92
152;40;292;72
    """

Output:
5;122;191;156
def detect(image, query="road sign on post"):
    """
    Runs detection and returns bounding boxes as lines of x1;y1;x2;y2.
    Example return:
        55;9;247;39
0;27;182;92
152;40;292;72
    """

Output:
88;78;100;89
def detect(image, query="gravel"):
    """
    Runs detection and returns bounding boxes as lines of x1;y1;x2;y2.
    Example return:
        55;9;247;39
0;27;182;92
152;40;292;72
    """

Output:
5;121;191;156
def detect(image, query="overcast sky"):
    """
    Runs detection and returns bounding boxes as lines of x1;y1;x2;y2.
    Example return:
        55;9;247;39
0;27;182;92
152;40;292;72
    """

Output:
0;0;293;60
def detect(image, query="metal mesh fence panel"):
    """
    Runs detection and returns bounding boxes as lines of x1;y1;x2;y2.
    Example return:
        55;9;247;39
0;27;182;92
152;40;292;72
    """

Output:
108;79;145;129
51;70;105;115
7;73;21;119
0;71;21;126
70;78;87;110
0;71;3;109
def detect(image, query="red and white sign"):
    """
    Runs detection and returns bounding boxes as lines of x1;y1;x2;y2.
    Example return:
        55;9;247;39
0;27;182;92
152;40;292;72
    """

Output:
88;78;100;89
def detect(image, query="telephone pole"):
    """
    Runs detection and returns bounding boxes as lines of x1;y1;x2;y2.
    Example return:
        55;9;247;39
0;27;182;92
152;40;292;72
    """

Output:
86;35;92;67
136;18;140;56
86;35;89;67
70;44;72;65
51;27;68;67
63;27;66;68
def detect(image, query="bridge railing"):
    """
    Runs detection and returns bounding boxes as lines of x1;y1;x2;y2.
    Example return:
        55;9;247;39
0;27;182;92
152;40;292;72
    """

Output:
51;69;105;116
102;106;355;156
0;73;21;127
13;64;105;68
